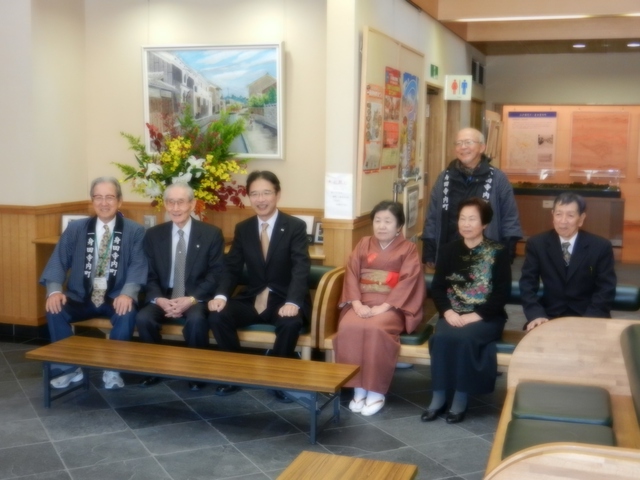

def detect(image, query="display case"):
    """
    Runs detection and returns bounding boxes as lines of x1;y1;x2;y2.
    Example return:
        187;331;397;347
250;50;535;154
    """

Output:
511;169;623;246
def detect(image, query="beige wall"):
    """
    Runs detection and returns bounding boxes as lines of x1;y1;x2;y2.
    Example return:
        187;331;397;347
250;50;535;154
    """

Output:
486;53;640;107
84;0;327;209
1;0;481;211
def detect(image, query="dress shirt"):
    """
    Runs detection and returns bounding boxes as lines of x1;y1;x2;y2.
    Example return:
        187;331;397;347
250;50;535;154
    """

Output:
558;232;578;256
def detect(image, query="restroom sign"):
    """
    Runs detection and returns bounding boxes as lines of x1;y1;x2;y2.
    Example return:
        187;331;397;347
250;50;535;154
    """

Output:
444;75;472;100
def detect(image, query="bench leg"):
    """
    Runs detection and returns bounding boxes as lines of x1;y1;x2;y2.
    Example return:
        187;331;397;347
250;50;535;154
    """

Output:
42;362;52;408
309;391;318;444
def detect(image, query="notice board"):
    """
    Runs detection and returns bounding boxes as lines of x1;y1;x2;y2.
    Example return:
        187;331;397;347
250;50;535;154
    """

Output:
357;27;425;216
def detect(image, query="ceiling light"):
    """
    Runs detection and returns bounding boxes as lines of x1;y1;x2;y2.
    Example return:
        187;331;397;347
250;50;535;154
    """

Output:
454;15;589;22
628;42;640;47
573;44;586;48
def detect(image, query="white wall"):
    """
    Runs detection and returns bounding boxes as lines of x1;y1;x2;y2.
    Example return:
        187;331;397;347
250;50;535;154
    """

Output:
323;0;483;218
0;0;35;204
486;53;640;107
84;0;327;209
0;0;482;209
0;0;86;205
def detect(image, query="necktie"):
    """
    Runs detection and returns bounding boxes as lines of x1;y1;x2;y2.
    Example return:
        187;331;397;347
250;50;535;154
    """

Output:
172;230;186;298
561;242;571;266
91;225;110;307
255;222;270;313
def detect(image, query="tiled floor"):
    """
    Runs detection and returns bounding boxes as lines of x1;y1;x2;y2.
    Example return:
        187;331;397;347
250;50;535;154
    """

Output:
1;258;637;480
0;335;500;480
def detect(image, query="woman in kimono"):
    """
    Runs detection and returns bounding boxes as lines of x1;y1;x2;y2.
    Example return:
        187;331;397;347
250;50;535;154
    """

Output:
421;197;511;424
334;200;425;416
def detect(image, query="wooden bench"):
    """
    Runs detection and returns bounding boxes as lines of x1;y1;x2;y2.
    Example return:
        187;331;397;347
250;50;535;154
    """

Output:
484;317;640;479
72;265;340;360
318;269;640;371
25;336;359;444
278;450;417;480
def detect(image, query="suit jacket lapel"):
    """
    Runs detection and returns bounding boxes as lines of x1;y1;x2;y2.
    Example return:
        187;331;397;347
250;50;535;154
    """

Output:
544;230;568;280
267;214;286;265
566;231;588;281
251;217;266;265
158;223;173;285
184;220;200;281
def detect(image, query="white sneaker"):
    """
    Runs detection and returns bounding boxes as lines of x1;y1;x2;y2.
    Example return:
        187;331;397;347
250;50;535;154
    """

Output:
103;370;124;389
50;368;83;389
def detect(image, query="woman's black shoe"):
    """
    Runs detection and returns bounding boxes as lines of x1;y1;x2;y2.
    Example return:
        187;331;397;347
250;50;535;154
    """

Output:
420;404;447;422
445;410;466;424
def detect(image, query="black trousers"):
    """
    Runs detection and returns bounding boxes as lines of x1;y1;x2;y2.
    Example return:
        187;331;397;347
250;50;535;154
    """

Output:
208;294;304;358
136;302;210;348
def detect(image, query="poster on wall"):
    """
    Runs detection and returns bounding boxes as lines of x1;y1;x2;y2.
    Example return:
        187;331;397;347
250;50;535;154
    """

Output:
505;112;557;172
363;84;383;173
142;44;283;159
571;111;629;175
400;72;420;178
381;67;400;169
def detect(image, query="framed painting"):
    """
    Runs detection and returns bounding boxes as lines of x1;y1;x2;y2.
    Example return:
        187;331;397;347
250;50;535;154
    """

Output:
142;43;284;159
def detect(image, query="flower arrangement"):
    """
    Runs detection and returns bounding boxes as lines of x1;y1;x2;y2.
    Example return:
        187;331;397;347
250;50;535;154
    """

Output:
115;105;248;218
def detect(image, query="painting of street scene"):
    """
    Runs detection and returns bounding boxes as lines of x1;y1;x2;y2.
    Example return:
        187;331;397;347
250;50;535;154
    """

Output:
143;44;282;158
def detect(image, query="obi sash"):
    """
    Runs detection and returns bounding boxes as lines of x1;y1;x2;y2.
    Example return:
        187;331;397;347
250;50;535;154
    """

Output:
359;268;399;293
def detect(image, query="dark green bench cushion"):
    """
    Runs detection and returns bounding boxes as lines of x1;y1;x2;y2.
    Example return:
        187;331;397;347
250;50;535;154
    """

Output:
620;324;640;422
496;342;516;354
502;418;615;459
399;322;434;346
513;381;612;426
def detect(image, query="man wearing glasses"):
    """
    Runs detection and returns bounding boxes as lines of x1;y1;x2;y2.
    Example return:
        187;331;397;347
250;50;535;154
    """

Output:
135;182;225;391
421;128;522;267
40;176;147;389
208;170;310;402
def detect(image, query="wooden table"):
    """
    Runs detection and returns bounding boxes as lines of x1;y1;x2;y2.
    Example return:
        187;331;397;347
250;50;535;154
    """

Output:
26;337;359;444
278;451;418;480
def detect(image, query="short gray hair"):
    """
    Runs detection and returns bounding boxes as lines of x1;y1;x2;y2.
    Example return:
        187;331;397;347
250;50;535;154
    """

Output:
90;176;122;199
164;182;195;202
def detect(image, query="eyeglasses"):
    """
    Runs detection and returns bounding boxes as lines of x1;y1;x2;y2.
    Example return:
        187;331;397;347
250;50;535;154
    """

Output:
92;195;118;203
454;140;481;147
165;199;190;207
249;190;275;199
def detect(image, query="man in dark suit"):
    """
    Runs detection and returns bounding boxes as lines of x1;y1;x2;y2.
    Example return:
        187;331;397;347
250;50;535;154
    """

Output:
519;192;616;332
208;170;310;401
40;176;147;390
136;182;225;390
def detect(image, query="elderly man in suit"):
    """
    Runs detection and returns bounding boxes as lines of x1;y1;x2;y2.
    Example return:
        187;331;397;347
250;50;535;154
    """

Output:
208;170;310;402
519;192;617;332
40;176;147;390
136;182;225;390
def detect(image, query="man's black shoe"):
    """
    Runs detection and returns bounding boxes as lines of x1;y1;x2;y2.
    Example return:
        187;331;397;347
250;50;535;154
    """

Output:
273;390;294;403
189;381;205;391
139;376;161;388
215;384;241;396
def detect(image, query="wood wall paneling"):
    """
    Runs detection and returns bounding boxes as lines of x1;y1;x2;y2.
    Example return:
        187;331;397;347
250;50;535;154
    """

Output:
0;202;327;326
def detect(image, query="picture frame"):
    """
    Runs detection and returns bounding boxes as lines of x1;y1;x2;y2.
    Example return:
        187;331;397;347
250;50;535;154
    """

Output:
402;182;420;239
313;222;324;245
61;215;89;233
143;43;284;160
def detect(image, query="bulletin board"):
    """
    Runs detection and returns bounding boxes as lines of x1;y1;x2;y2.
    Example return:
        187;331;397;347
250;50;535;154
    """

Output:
356;27;425;216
